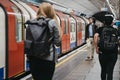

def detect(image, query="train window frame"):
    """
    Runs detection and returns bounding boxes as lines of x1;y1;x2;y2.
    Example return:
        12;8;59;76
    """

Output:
11;6;23;42
70;23;75;32
63;18;68;34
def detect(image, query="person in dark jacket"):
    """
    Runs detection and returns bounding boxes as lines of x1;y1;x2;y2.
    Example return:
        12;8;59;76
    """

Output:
26;2;61;80
85;17;97;60
94;15;119;80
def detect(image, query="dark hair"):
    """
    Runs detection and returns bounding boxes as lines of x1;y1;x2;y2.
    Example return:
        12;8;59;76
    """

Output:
92;17;96;23
104;16;113;25
89;17;96;23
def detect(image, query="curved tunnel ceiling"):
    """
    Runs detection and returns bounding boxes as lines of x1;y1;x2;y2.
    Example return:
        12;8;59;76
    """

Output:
51;0;104;17
21;0;120;19
51;0;120;19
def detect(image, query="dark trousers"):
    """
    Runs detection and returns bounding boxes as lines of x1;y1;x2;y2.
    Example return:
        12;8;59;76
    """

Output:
99;53;118;80
28;56;55;80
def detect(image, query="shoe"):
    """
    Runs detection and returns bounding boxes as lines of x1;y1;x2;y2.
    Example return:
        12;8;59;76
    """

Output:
90;56;94;60
91;56;94;59
85;57;91;61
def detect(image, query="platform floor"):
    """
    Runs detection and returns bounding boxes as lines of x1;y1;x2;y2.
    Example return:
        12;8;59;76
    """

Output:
53;45;120;80
24;45;120;80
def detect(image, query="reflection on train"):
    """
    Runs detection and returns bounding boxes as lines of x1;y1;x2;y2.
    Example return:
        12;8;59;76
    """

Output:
0;0;89;79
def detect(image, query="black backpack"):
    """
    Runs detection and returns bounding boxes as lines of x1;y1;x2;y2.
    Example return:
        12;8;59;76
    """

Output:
98;26;118;52
24;18;53;57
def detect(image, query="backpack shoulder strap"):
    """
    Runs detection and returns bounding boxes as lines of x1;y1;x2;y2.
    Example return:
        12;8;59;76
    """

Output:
36;18;51;41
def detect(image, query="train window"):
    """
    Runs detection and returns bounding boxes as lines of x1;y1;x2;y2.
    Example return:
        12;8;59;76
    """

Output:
81;22;85;31
11;6;23;42
64;19;68;34
77;22;81;32
70;23;75;32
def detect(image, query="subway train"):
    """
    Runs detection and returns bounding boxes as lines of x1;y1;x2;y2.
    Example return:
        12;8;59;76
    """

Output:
0;0;88;79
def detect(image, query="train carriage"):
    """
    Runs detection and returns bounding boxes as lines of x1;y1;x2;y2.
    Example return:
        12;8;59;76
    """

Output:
80;18;86;43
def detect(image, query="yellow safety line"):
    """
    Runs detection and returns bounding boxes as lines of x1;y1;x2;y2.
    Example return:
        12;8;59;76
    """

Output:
56;45;87;68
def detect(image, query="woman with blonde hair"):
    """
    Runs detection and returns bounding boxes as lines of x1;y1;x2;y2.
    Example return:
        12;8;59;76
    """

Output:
37;2;62;38
27;2;61;80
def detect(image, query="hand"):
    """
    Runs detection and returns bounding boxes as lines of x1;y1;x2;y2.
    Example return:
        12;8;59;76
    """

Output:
96;47;99;54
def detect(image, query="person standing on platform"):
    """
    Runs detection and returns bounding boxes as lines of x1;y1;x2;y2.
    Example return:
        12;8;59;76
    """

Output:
94;14;119;80
85;17;97;60
118;24;120;54
25;2;61;80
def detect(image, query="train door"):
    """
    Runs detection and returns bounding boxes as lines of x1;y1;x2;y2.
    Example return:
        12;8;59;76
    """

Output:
62;15;70;53
0;5;6;80
69;17;76;49
56;11;70;54
81;19;86;43
76;18;82;46
6;0;31;78
70;15;82;47
14;0;37;71
7;6;24;78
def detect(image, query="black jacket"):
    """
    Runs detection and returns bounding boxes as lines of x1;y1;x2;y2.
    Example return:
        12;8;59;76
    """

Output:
85;23;97;40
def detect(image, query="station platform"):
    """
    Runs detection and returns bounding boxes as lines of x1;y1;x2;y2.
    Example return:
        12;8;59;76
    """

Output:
23;44;120;80
53;45;120;80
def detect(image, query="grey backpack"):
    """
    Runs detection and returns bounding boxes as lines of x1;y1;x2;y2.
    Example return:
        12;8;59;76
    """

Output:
24;17;53;57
